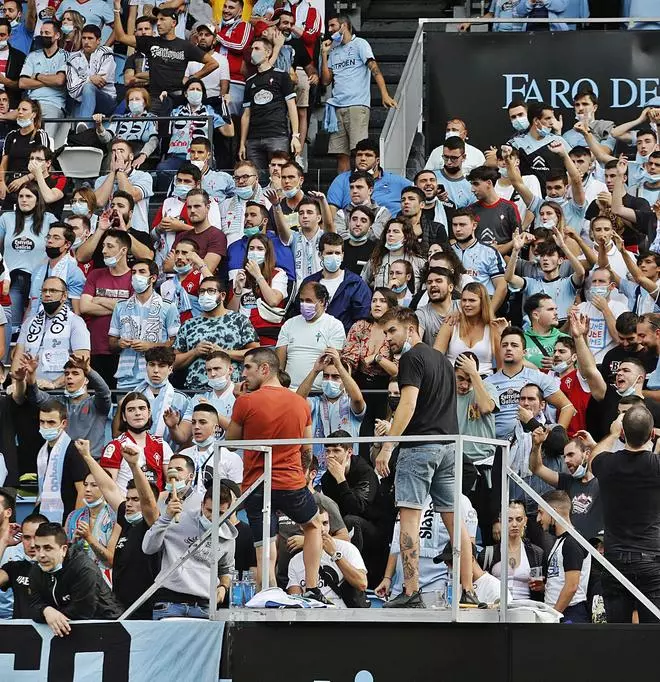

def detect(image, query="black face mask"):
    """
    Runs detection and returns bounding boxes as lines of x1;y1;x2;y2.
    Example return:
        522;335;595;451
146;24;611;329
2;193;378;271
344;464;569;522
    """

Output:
42;300;61;315
388;396;400;412
130;423;151;434
41;36;54;48
46;246;63;259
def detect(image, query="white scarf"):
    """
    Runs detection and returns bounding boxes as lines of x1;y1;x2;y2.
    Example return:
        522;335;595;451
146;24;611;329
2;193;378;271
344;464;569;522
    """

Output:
37;432;71;523
136;381;176;438
24;305;72;374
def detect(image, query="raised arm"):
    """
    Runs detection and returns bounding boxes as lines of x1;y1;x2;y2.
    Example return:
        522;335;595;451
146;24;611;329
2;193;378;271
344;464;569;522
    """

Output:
611;156;641;225
504;230;527;289
119;441;160;526
325;347;366;415
264;189;293;243
455;354;496;415
112;0;137;47
574;121;615;166
529;427;560;487
503;146;534;208
551;140;585;207
553;227;584;286
569;308;607;401
73;439;124;511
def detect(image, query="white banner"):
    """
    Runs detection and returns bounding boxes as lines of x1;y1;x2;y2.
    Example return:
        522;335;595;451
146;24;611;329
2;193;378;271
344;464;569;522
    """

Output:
0;619;225;681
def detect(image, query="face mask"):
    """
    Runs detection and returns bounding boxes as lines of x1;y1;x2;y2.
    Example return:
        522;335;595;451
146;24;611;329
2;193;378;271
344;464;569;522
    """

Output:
125;511;143;525
174;263;192;275
186;90;203;106
61;24;74;35
65;385;87;399
0;40;7;49
572;461;587;479
323;254;342;273
172;183;190;199
388;396;400;412
300;302;318;321
538;126;552;138
283;187;299;199
39;426;61;442
198;293;219;311
400;334;412;355
244;226;260;237
128;100;144;115
235;185;254;200
544;195;566;206
247;250;265;265
331;30;342;44
540;219;557;229
71;201;89;216
350;233;369;244
392;282;407;294
617;384;637;398
194;433;216;449
445;130;460;139
16;117;32;128
199;513;212;532
386;241;403;252
42;300;61;315
322;379;342;399
165;479;188;493
499;167;509;178
42;562;63;573
104;255;119;268
72;237;84;249
146;376;168;389
552;361;569;375
191;159;206;171
251;51;266;66
641;171;660;184
10;18;19;28
636;153;650;164
46;246;63;259
84;496;104;508
511;117;529;132
131;274;151;294
41;36;54;48
590;286;609;300
208;376;228;391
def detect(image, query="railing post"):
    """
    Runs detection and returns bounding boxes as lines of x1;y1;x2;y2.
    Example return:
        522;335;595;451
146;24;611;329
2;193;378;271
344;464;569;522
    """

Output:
451;436;463;622
261;447;273;591
209;442;222;621
499;443;510;622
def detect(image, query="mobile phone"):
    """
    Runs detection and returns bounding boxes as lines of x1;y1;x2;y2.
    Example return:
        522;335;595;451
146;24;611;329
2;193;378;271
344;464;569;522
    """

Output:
437;184;445;194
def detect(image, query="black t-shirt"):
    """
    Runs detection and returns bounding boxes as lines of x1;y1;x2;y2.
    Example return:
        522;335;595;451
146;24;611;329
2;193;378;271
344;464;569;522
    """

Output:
599;344;656;386
557;533;588;573
343;239;375;276
585;193;656;248
518;142;566;187
586;385;660;442
557;473;603;540
244;68;294;139
91;227;155;269
1;558;33;618
234;520;257;580
112;502;159;612
470;199;520;246
399;342;458;437
2;128;51;177
134;36;205;96
592;449;660;553
289;37;312;70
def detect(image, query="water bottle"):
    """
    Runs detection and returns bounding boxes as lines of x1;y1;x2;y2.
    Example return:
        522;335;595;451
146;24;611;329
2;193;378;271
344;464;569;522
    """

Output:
230;570;244;608
446;571;453;606
243;569;257;604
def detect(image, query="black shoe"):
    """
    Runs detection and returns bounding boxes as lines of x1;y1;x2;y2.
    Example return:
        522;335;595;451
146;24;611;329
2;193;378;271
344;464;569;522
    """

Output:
383;590;426;608
303;587;333;605
459;589;487;609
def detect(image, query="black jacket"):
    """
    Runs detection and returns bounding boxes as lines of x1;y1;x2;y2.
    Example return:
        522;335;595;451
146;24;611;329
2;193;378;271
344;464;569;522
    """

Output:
28;544;123;621
321;455;381;521
4;45;26;106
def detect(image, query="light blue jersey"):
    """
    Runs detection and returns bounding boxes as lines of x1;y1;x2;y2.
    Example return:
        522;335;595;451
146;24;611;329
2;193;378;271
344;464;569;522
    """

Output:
436;171;473;209
517;275;578;321
563;128;616;152
183;385;236;439
619;277;660;315
528;195;587;233
488;0;526;31
29;258;86;316
327;35;374;108
452;240;505;295
0;212;59;273
630;182;660;208
20;49;67;109
486;367;560;438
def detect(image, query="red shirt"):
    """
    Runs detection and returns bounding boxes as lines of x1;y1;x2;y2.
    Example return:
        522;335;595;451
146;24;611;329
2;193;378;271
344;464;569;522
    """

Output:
560;369;590;437
217;20;253;84
233;385;310;491
101;432;168;491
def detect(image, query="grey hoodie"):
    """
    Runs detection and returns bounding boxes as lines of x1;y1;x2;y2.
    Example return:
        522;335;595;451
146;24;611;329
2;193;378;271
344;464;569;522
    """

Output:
142;509;237;599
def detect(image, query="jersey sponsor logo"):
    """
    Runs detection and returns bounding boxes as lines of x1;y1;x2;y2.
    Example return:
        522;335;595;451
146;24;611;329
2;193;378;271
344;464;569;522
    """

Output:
150;46;185;61
15;575;30;586
572;492;593;515
12;236;35;252
499;387;521;406
102;443;116;459
332;58;357;70
530;155;550;172
253;89;274;105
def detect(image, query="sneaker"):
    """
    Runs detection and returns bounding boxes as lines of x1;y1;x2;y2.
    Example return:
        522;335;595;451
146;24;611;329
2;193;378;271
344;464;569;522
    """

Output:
459;590;487;609
303;587;333;605
383;590;425;608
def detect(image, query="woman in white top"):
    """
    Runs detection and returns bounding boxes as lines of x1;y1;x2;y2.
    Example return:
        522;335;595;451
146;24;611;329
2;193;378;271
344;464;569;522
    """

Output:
389;259;414;308
434;282;501;375
361;217;425;290
478;500;545;602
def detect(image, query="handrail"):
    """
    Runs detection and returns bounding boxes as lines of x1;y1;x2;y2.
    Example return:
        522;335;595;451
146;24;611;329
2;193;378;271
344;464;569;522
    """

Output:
418;17;660;24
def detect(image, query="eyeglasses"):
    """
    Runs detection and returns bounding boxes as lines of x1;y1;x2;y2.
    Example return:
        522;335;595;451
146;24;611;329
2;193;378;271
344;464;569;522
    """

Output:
41;288;65;295
442;154;463;162
233;174;256;182
199;288;220;295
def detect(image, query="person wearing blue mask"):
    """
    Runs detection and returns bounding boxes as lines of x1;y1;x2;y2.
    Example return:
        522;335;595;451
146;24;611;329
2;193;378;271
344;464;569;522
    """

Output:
297;348;366;479
299;232;371;332
3;0;34;57
510;102;567;187
629;151;660;209
28;522;123;635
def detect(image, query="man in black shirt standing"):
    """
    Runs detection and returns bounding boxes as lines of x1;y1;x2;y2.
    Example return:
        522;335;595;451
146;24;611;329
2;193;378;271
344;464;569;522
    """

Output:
591;406;660;622
376;307;480;608
112;0;218;114
239;36;300;173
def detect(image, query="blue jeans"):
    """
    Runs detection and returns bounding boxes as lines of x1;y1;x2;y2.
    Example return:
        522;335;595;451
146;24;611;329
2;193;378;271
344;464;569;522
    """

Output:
75;83;117;120
152;601;209;620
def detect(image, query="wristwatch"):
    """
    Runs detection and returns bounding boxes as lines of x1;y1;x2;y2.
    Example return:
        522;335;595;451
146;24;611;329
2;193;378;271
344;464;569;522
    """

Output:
331;550;343;562
374;353;382;364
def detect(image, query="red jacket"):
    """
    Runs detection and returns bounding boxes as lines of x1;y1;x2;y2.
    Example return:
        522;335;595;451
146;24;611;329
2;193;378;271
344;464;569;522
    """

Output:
217;20;253;84
289;1;321;60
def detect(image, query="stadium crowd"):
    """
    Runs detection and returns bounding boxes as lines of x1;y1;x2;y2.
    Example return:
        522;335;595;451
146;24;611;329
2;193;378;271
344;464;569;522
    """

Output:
0;0;658;635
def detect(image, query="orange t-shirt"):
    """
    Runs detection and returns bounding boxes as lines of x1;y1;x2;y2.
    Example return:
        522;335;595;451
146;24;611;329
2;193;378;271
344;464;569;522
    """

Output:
232;385;310;492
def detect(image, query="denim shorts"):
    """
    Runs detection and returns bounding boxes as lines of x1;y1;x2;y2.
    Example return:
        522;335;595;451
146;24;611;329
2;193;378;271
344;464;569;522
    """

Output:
245;486;318;546
395;443;455;511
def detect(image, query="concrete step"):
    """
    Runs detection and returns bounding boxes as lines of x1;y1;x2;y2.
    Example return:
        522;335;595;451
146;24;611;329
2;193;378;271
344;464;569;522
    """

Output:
360;19;420;36
366;0;453;20
364;36;414;60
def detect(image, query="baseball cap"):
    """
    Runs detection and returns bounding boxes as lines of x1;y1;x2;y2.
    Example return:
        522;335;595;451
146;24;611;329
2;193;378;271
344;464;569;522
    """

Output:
194;21;216;34
155;7;178;20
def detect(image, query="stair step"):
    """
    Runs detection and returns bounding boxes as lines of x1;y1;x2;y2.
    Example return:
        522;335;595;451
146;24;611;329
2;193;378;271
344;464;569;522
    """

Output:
364;36;414;59
360;19;420;35
366;3;453;19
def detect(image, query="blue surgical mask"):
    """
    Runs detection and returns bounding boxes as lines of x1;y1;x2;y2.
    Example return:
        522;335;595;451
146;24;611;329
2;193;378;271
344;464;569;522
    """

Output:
641;170;660;184
104;255;119;268
10;18;20;28
244;226;260;237
131;274;151;294
636;153;650;164
386;241;403;252
172;184;190;199
187;90;203;106
552;361;569;375
544;195;566;206
283;187;299;199
16;117;32;128
65;385;87;399
208;376;229;391
72;237;84;249
323;254;342;273
392;282;407;294
61;24;74;35
247;250;265;264
174;263;193;275
617;384;637;398
128;100;144;115
194;434;216;449
350;233;369;244
511;116;529;132
146;376;168;389
165;479;188;493
538;126;552;138
0;39;8;49
39;426;61;442
331;30;342;44
572;462;587;479
199;513;212;532
84;497;104;508
125;511;143;525
322;379;342;399
235;186;254;200
590;286;609;300
71;201;89;216
198;293;219;311
400;336;412;355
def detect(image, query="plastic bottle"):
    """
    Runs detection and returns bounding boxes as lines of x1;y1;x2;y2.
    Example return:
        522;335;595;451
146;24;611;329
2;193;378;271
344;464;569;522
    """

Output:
230;570;243;608
446;572;453;607
244;569;257;604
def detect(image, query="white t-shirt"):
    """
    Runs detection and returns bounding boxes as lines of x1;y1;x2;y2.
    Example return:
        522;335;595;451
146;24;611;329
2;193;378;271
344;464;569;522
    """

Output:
491;543;532;600
578;299;629;362
287;538;366;606
276;313;347;390
495;174;542;222
185;53;231;100
320;271;345;301
180;443;243;493
544;533;591;609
